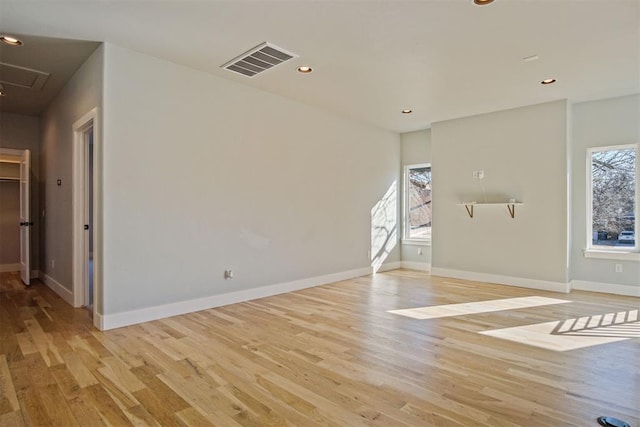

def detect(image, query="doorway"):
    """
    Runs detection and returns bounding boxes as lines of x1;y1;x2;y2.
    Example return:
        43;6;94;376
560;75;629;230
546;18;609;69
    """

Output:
72;109;99;316
0;148;31;285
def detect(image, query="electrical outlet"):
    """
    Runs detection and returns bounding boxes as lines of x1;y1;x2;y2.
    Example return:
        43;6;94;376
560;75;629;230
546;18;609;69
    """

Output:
477;170;484;179
615;264;622;273
417;248;422;255
51;259;55;269
224;270;233;279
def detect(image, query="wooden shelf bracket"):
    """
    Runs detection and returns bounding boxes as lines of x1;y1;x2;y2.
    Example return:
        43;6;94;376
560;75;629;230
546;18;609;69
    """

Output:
464;204;474;218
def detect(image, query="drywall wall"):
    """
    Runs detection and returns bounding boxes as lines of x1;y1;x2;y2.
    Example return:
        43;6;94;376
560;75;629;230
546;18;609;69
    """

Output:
41;45;103;291
571;94;639;289
400;129;431;266
431;100;569;289
101;44;400;316
401;129;431;166
0;113;41;272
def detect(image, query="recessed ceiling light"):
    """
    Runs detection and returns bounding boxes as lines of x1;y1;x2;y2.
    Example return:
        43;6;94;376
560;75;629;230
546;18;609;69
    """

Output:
541;78;556;85
297;66;313;74
0;35;23;47
473;0;495;5
402;109;412;114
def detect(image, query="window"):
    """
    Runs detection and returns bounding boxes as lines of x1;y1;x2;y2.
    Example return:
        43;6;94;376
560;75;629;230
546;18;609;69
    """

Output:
587;144;638;253
404;164;432;242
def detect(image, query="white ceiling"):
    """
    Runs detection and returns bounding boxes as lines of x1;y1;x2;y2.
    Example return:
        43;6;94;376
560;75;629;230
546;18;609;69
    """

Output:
1;0;638;132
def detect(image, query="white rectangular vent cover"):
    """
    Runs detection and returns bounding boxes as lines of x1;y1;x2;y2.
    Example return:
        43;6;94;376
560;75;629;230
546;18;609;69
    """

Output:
222;42;298;78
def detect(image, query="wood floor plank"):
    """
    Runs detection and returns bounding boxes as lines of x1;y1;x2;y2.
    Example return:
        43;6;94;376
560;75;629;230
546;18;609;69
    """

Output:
130;365;190;412
0;410;25;427
1;270;638;425
0;355;20;413
98;356;146;394
61;350;99;388
49;363;82;401
65;391;108;426
36;383;80;426
82;383;134;426
156;367;248;424
23;318;63;367
174;407;217;427
132;387;185;427
14;332;38;356
15;375;51;426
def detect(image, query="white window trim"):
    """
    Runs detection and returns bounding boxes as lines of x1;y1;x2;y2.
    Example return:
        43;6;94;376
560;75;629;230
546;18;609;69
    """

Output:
403;163;432;243
402;238;432;246
585;143;639;260
583;249;640;261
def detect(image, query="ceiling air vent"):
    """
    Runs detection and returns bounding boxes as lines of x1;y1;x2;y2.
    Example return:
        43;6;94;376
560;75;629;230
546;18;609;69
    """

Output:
221;42;298;78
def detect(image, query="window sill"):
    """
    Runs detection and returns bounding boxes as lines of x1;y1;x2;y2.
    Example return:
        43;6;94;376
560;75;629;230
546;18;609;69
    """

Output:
402;238;431;246
583;249;640;261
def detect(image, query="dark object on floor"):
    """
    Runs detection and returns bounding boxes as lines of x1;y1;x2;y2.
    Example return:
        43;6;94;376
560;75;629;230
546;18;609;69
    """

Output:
597;416;630;427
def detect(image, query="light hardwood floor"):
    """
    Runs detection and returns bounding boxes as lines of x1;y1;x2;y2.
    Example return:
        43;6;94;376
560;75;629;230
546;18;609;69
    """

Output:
1;270;638;426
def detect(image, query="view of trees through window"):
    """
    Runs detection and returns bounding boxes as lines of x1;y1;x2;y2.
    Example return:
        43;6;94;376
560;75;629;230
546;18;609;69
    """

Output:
407;166;432;239
591;147;636;247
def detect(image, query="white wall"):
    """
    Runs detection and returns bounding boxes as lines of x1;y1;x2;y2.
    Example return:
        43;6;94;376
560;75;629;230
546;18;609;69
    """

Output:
400;129;431;267
570;94;640;291
431;100;569;291
41;45;103;291
401;129;431;166
0;113;41;272
101;44;400;319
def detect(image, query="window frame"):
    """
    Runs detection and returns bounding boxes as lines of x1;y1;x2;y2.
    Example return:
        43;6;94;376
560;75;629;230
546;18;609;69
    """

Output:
585;143;639;259
403;163;432;245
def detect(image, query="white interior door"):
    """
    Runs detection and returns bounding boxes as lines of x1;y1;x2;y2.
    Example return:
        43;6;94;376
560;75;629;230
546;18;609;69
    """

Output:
19;149;31;285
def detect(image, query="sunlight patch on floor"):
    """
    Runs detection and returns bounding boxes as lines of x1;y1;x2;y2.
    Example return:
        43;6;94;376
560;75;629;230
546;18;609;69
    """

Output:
479;317;639;351
388;296;571;320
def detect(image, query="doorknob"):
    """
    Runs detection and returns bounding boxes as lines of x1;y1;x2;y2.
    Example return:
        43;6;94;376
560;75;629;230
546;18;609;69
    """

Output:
84;224;89;230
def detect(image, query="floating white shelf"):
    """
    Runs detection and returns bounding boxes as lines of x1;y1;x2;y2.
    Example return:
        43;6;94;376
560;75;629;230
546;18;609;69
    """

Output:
456;202;523;218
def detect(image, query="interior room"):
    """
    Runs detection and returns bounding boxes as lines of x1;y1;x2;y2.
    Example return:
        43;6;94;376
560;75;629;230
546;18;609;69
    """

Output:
0;1;638;426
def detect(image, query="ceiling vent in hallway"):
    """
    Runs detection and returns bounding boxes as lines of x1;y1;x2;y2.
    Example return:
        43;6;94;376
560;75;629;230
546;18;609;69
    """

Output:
0;62;50;90
221;42;298;78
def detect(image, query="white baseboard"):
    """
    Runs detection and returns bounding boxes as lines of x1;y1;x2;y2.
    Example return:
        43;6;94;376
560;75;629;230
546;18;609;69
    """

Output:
100;266;373;331
42;273;74;305
93;311;104;330
431;267;571;293
570;280;640;297
401;261;431;272
0;263;20;272
376;261;402;272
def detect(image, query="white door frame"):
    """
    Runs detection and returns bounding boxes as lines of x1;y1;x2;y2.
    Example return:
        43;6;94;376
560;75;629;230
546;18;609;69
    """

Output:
72;107;101;328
